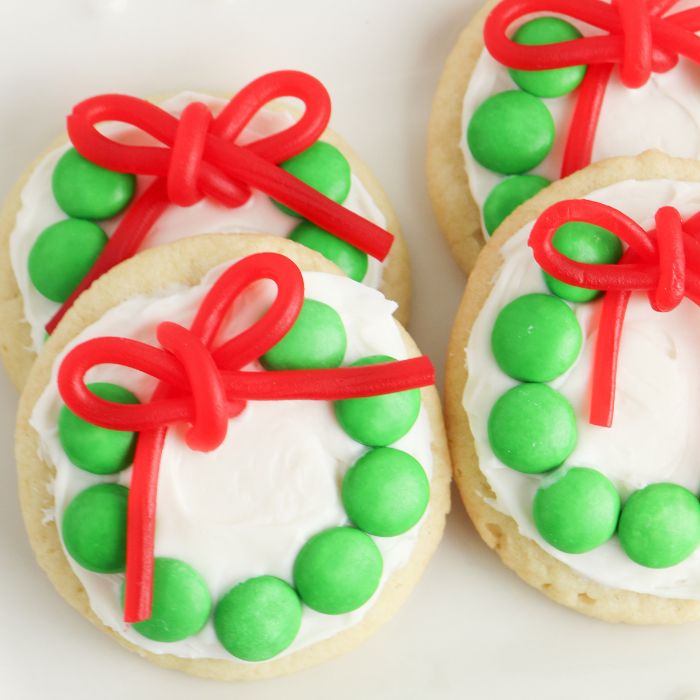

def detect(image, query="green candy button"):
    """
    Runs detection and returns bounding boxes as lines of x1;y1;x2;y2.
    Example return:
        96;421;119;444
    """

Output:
53;148;136;220
214;576;302;661
491;293;582;383
62;483;128;573
509;18;587;98
290;221;368;282
262;299;347;370
293;527;382;614
483;175;550;235
335;355;421;447
618;483;700;568
467;91;554;174
488;383;577;473
129;558;212;642
533;467;620;554
342;447;430;536
543;222;623;302
28;219;107;303
58;382;139;475
275;141;351;216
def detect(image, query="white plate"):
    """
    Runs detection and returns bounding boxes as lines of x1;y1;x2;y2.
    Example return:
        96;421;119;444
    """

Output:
0;1;698;698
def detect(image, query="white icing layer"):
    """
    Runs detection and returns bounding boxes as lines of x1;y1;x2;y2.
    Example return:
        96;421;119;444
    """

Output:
32;265;434;660
464;179;700;599
10;92;387;352
461;1;700;226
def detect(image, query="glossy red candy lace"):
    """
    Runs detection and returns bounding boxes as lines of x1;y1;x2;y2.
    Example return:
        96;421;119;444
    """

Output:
57;253;434;622
47;70;394;333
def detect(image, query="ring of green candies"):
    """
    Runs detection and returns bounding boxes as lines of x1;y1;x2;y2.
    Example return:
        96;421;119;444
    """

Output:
467;17;588;236
59;298;430;661
28;136;370;323
486;221;700;569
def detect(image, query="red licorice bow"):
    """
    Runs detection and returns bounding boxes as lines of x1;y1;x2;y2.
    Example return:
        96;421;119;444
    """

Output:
45;70;394;334
483;0;700;177
57;252;434;623
529;199;700;427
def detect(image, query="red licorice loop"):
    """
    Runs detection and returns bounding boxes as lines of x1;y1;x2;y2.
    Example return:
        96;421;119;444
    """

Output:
483;0;700;176
56;253;435;623
529;199;700;427
46;70;395;334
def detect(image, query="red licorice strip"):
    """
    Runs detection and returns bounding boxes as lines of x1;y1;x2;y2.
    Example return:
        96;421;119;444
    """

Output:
483;0;700;177
46;70;395;333
529;199;700;427
57;252;435;622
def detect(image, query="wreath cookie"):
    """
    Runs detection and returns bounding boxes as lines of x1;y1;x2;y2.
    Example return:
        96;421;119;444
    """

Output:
16;234;450;679
446;151;700;624
427;0;700;273
1;70;409;389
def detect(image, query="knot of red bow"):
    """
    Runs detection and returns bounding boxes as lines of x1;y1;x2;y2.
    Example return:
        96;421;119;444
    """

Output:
46;70;394;333
58;253;434;623
483;0;700;176
529;198;700;427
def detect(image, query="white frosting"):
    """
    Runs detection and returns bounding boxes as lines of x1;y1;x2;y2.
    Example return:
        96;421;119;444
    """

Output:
31;265;434;660
9;92;387;352
464;178;700;599
461;1;700;226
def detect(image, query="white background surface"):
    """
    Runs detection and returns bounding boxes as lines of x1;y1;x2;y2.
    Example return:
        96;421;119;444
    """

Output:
0;1;698;698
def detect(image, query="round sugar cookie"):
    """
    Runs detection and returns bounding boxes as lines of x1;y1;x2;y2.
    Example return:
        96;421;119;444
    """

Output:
446;151;700;624
428;0;700;273
16;233;450;680
1;84;409;389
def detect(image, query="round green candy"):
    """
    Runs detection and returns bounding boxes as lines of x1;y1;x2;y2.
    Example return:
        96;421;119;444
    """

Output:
488;383;577;473
483;175;550;235
58;382;139;475
61;483;128;573
275;141;351;216
543;222;623;302
533;467;620;554
491;293;582;383
509;18;587;98
52;148;136;220
28;219;107;303
618;483;700;568
214;576;302;661
290;221;368;282
262;299;347;370
467;91;554;174
293;527;382;614
129;558;212;642
335;355;421;447
342;447;429;536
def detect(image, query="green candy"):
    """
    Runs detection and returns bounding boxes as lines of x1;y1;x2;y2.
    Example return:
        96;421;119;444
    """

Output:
483;175;550;235
214;576;302;661
543;222;623;302
342;447;430;536
28;219;107;303
488;383;577;473
58;382;139;475
618;483;700;568
262;299;347;370
52;148;136;220
275;141;351;216
467;91;554;174
290;221;368;282
129;558;212;642
335;355;421;447
61;483;128;573
491;293;582;382
293;527;382;614
509;18;587;98
533;467;620;554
